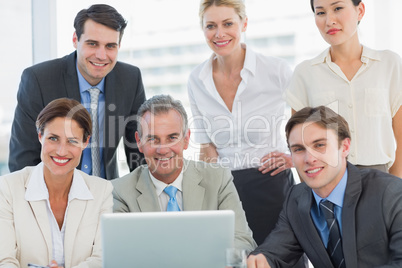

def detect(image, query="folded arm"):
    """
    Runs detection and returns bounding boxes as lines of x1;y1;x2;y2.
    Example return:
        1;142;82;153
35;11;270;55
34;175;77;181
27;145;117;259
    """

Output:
390;106;402;178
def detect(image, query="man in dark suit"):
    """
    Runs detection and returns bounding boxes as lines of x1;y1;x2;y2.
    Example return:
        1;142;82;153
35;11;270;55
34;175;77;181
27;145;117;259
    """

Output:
248;106;402;268
9;4;146;180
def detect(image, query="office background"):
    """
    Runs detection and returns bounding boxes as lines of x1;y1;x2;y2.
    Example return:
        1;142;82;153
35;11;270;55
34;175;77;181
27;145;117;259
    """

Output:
1;0;401;175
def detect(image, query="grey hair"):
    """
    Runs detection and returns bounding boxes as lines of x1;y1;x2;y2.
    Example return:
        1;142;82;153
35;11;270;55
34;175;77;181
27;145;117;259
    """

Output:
136;95;188;138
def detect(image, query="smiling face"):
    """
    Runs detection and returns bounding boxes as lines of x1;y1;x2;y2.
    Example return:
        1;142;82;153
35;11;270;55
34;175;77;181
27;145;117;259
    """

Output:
313;0;365;47
288;122;350;198
202;4;247;57
73;19;120;86
135;109;190;184
39;117;89;180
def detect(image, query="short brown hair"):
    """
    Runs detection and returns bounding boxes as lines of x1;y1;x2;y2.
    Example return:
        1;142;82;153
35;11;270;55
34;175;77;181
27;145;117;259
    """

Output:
74;4;127;44
285;106;351;147
36;98;92;142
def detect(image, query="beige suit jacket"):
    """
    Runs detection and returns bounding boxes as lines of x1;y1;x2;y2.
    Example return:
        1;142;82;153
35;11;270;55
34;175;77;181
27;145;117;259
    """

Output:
0;165;113;268
112;159;257;252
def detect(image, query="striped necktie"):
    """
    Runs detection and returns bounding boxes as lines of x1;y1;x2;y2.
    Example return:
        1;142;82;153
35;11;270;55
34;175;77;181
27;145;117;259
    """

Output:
320;200;345;268
164;186;180;211
88;87;101;177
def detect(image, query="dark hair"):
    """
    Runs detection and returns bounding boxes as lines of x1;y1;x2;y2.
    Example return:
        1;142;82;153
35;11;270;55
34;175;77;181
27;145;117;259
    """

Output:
285;106;351;147
74;4;127;44
310;0;362;12
36;98;92;142
137;95;188;138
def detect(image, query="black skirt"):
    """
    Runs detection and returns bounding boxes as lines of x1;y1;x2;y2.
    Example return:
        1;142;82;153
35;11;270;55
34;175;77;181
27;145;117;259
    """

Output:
232;167;294;245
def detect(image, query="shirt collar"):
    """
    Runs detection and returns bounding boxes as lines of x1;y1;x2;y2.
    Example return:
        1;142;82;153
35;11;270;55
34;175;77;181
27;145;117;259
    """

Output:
68;170;94;201
241;43;256;76
76;62;105;94
310;48;330;65
311;45;381;66
149;170;184;197
25;163;94;202
25;163;48;201
198;53;214;81
198;43;256;81
360;45;381;63
312;168;348;210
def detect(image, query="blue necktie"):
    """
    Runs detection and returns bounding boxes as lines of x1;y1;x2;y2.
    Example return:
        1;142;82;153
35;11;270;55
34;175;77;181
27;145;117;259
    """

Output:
164;186;180;211
88;87;101;177
320;200;345;268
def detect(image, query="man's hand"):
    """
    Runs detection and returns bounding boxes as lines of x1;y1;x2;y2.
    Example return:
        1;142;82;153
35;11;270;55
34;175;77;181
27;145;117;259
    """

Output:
247;254;271;268
259;151;293;176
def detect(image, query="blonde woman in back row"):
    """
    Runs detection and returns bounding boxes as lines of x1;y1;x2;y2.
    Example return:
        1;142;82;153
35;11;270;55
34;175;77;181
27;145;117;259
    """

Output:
188;4;305;266
285;0;402;177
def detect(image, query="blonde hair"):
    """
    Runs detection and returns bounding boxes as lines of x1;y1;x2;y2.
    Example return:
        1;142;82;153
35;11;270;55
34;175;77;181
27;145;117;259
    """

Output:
199;0;246;26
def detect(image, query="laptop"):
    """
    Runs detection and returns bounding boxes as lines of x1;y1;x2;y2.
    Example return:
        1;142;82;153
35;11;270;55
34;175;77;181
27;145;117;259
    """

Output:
101;210;235;268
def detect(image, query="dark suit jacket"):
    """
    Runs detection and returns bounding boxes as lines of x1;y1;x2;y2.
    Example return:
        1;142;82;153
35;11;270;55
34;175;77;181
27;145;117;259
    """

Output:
112;159;257;253
9;51;146;179
251;163;402;268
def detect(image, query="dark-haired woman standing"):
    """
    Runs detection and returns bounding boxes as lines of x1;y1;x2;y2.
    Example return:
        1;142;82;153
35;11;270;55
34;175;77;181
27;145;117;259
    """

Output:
285;0;402;177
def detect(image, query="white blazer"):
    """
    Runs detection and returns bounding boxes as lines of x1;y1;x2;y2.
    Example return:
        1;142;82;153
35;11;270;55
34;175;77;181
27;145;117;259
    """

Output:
0;164;113;268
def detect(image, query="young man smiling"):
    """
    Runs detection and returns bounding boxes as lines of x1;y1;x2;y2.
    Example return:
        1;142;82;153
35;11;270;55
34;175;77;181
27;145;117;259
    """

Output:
9;4;145;180
247;106;402;268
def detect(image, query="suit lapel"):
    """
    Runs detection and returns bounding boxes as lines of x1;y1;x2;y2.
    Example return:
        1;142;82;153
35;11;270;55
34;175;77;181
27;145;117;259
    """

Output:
29;200;53;261
182;160;205;210
103;70;120;161
63;199;87;268
297;186;334;267
104;69;120;108
341;163;361;268
136;168;161;211
63;51;82;170
64;51;81;101
25;171;53;261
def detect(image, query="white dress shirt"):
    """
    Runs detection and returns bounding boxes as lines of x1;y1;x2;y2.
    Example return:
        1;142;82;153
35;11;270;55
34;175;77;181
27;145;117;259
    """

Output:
149;171;184;211
188;44;292;170
25;163;94;266
285;46;402;167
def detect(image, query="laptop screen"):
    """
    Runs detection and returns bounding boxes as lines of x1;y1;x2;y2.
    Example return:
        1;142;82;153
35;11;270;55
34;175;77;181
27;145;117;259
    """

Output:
101;210;234;268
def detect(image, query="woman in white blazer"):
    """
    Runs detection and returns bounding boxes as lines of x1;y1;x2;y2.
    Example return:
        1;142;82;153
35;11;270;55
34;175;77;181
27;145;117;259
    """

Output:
0;98;113;268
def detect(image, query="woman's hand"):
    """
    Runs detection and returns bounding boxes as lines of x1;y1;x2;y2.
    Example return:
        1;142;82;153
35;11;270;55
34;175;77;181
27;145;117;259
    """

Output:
259;151;293;176
199;143;219;163
49;260;63;268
